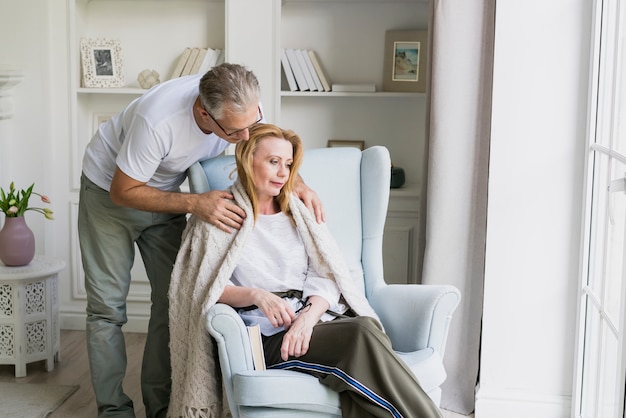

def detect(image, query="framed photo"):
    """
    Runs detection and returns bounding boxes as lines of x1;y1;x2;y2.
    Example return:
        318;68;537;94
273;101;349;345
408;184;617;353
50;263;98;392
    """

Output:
382;30;428;93
327;139;365;150
80;38;125;88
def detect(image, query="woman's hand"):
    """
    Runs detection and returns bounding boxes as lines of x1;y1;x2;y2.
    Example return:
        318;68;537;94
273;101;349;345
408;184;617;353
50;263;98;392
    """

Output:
280;296;330;360
254;290;296;329
218;287;295;328
280;313;315;360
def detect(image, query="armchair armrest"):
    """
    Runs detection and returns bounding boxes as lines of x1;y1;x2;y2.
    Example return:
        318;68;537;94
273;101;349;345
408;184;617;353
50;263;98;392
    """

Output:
206;303;255;378
368;284;460;356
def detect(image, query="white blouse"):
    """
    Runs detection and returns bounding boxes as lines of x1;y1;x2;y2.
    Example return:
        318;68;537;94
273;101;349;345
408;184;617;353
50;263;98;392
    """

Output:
230;212;347;335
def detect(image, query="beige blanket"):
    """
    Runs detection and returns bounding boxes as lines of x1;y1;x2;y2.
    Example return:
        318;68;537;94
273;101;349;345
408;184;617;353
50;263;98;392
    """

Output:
167;180;379;417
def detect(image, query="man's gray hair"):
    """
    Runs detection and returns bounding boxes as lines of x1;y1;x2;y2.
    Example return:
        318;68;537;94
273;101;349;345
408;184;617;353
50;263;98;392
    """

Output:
199;63;260;119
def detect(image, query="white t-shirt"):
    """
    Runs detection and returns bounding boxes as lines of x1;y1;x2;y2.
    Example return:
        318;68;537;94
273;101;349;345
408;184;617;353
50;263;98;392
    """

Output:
82;74;230;192
230;212;347;336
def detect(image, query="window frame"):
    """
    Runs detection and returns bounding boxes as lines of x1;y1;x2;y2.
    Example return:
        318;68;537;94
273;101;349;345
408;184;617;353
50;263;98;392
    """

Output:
572;0;626;417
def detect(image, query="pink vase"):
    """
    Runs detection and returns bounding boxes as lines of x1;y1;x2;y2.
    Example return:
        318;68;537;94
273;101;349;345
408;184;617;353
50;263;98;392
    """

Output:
0;216;36;266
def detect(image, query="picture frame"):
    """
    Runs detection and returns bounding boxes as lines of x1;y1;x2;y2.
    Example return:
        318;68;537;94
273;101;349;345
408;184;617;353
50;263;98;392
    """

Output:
382;30;428;93
91;112;116;134
327;139;365;150
80;38;125;88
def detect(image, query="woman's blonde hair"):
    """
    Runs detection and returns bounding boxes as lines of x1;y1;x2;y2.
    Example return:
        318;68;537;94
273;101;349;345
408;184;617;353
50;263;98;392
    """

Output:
235;123;303;221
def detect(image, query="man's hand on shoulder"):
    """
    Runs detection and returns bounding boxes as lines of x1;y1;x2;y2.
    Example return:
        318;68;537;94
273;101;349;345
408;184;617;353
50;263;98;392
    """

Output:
193;190;246;232
110;167;245;232
293;177;325;223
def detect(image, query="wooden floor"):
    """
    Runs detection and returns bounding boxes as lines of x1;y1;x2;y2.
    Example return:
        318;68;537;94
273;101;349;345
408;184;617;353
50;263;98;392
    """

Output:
0;329;146;418
0;330;472;418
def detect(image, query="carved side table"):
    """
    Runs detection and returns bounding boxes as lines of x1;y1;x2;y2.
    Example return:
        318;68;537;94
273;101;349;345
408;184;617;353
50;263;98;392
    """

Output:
0;255;65;377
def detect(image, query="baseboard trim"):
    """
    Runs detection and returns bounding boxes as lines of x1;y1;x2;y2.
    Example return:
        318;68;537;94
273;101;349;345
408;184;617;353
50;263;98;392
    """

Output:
475;385;571;418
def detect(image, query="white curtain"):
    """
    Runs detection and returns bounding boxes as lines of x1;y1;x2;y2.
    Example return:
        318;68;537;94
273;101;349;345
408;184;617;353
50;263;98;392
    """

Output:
420;0;495;414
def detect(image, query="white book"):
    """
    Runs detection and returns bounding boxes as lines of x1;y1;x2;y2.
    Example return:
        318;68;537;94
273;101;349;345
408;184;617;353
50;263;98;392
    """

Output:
214;49;225;66
196;48;218;75
285;48;309;91
180;47;201;76
308;50;331;92
246;324;266;371
280;49;298;91
169;47;192;79
295;49;318;91
190;48;207;74
331;83;376;92
301;49;324;92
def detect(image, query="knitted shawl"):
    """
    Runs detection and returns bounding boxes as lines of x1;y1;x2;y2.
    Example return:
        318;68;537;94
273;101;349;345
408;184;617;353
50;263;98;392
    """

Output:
167;180;380;418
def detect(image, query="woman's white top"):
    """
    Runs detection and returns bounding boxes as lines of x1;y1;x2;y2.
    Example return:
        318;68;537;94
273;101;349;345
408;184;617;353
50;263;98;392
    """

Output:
230;212;347;335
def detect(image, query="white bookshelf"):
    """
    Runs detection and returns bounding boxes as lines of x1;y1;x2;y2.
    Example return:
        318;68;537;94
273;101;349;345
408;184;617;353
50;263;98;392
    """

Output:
68;0;225;188
66;0;226;306
274;0;428;284
66;0;428;288
276;1;429;181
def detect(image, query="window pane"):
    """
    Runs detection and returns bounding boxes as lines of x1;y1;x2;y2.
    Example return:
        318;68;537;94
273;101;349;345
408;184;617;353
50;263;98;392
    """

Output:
587;152;610;293
604;159;626;323
576;2;626;417
580;302;622;417
581;302;601;417
615;11;626;155
599;323;620;417
594;0;619;148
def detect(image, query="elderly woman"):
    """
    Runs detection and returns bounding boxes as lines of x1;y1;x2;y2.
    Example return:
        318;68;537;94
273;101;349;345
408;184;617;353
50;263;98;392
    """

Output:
167;123;442;418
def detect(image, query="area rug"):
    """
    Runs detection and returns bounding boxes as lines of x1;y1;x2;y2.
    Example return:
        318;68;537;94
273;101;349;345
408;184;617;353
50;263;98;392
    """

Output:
0;382;79;418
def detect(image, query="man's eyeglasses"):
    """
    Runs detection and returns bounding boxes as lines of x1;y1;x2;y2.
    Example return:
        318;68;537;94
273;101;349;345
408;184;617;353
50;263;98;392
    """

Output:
205;105;263;137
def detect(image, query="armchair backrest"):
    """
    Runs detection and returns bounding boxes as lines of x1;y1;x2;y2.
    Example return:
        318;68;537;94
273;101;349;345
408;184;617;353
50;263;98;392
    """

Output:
187;146;392;297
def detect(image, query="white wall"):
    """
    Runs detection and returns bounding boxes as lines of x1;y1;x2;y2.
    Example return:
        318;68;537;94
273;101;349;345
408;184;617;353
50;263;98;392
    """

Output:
476;1;592;417
0;0;76;306
0;0;51;229
0;0;99;331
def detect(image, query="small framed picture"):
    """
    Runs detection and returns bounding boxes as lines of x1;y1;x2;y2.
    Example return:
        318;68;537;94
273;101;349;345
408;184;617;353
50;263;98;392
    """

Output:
80;38;125;88
92;112;116;134
382;30;428;93
327;139;365;150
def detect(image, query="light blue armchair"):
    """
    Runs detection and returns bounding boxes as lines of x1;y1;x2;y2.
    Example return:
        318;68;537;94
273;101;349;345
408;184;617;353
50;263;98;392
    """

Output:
186;145;461;418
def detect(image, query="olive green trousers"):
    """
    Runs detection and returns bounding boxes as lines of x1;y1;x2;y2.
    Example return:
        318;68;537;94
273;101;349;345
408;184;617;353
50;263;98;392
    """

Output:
263;316;443;418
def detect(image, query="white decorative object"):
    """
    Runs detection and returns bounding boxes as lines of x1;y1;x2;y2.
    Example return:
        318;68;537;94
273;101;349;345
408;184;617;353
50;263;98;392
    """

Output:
0;67;24;120
80;38;125;88
331;83;376;92
0;255;65;377
137;69;160;89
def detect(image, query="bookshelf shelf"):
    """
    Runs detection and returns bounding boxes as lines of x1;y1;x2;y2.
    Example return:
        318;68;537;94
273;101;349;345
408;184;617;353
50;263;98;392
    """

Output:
285;0;426;3
77;87;146;95
281;91;425;98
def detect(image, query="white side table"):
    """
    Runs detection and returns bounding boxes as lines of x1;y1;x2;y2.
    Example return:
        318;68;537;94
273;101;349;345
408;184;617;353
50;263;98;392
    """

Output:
0;255;65;377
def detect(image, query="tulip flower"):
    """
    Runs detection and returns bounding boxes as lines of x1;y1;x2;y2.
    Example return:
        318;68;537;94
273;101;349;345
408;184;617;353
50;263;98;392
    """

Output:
0;182;54;220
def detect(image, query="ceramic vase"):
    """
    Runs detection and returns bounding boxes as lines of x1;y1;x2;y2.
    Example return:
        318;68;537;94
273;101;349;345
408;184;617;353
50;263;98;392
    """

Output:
0;216;35;266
